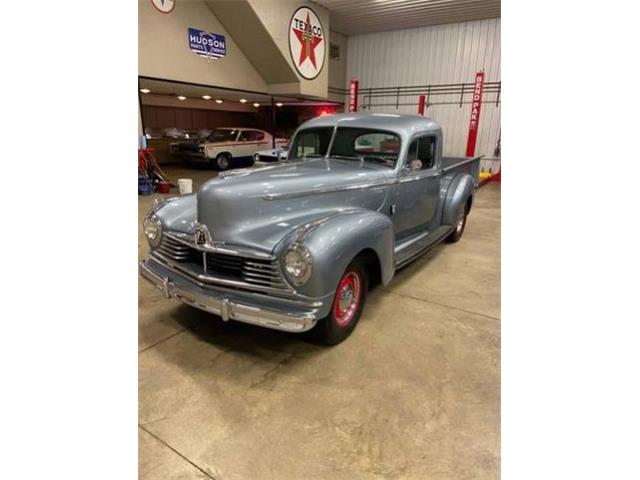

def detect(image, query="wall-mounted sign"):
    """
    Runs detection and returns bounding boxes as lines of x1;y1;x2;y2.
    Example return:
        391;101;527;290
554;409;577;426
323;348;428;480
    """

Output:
150;0;175;14
465;71;485;157
188;28;226;59
288;7;325;80
348;79;359;112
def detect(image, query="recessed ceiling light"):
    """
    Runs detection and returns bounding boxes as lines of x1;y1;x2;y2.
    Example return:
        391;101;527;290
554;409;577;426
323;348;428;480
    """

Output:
215;99;223;104
276;102;283;107
239;98;247;103
202;95;211;100
140;88;151;94
253;102;260;107
177;95;187;100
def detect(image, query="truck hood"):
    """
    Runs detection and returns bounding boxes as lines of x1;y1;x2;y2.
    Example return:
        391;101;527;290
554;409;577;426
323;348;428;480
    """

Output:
195;158;392;252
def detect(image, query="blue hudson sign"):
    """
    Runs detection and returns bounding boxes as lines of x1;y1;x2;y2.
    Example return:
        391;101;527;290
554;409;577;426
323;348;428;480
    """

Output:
188;28;226;58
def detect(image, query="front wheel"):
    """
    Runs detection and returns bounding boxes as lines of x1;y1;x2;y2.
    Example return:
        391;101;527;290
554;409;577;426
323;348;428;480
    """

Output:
446;204;468;243
315;257;369;345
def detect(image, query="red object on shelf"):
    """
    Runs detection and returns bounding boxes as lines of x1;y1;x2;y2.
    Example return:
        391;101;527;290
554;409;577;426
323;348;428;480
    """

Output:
157;181;171;193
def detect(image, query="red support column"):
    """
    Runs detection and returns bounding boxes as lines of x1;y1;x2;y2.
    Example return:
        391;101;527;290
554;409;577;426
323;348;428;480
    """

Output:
465;71;485;157
417;95;426;115
348;79;359;112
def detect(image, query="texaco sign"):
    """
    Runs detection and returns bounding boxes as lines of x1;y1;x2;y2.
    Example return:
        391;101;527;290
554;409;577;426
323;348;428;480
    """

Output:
288;7;326;80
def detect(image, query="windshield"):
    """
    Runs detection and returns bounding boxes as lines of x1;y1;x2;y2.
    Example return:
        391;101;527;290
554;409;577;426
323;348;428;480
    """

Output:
290;126;401;168
208;129;238;142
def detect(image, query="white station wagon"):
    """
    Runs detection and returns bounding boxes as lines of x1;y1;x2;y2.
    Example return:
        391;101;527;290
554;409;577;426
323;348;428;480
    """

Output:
170;127;287;170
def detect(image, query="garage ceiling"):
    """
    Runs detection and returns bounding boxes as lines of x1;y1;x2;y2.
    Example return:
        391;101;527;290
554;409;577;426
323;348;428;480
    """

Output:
314;0;501;35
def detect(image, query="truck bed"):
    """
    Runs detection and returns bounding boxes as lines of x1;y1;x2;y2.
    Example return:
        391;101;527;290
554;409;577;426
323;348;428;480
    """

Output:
442;155;482;186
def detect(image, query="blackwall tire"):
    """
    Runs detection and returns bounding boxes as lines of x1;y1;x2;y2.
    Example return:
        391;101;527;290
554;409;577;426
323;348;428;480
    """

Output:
315;257;369;345
214;153;231;171
446;204;468;243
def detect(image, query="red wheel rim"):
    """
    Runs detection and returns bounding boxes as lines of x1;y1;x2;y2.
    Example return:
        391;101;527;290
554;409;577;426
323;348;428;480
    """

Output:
333;271;362;328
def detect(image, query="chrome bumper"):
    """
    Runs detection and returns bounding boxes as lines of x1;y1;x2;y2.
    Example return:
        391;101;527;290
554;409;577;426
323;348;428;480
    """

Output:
139;258;320;332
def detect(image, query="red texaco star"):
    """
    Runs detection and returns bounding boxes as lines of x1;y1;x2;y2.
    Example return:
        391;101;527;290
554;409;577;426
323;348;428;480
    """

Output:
292;12;323;69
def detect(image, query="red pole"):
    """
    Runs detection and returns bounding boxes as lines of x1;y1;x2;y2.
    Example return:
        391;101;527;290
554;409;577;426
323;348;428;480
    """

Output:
348;79;359;112
417;95;426;115
465;71;485;157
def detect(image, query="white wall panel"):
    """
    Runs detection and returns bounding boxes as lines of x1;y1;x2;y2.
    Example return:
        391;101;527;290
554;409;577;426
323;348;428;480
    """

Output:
346;18;501;158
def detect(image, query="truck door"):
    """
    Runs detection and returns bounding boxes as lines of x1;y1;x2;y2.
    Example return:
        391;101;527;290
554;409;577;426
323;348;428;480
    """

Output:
392;135;441;240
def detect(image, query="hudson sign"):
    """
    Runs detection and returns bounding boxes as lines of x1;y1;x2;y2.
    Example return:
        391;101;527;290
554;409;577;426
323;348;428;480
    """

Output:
288;7;326;80
188;28;226;59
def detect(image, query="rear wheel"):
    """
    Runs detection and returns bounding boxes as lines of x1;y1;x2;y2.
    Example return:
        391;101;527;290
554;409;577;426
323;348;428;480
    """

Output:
446;203;468;243
212;153;231;171
316;257;369;345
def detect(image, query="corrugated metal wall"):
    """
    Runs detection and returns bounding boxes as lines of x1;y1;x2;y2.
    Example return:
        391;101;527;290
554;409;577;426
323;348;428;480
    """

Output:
346;18;501;158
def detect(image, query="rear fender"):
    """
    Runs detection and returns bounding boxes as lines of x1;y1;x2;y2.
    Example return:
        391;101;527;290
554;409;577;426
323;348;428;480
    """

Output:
441;174;474;226
274;209;395;298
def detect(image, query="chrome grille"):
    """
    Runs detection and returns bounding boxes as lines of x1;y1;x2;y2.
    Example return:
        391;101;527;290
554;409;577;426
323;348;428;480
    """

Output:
156;236;286;290
157;235;196;262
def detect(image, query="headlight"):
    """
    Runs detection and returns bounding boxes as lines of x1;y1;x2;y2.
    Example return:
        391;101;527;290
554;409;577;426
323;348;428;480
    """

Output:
282;244;312;286
143;215;163;248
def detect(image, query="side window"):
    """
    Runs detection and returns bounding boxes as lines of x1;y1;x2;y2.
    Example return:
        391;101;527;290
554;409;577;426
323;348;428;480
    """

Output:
293;128;333;158
239;130;265;141
246;130;265;141
406;136;436;171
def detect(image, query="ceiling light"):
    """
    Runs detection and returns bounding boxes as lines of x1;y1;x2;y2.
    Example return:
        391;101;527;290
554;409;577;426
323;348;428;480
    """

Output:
215;99;223;104
253;102;260;107
177;95;187;100
276;102;283;107
140;88;151;94
239;98;247;103
202;95;211;100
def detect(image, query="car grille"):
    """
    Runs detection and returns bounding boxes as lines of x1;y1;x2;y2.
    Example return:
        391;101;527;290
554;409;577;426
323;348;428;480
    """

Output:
157;235;286;290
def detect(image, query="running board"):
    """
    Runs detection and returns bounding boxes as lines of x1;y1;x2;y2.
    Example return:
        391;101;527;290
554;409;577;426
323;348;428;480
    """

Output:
394;225;452;269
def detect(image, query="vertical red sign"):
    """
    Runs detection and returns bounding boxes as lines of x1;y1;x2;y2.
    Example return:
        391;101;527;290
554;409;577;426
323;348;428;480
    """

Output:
465;72;485;157
348;79;359;112
418;95;426;115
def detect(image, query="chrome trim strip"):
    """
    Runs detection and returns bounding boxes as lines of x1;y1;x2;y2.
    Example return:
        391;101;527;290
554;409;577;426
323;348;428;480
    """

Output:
263;180;391;200
139;260;318;333
394;230;431;253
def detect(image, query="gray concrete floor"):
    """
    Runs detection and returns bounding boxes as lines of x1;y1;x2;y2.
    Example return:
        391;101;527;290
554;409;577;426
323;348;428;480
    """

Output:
139;165;501;480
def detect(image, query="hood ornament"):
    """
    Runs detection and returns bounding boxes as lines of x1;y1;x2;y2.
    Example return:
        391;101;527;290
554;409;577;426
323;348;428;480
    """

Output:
194;223;212;248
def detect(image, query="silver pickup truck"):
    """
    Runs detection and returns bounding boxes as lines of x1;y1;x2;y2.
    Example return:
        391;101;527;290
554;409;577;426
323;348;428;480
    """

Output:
140;113;480;344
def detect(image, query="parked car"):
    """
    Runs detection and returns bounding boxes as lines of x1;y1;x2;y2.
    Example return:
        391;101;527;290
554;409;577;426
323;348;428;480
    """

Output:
170;128;287;170
252;146;289;166
140;113;481;344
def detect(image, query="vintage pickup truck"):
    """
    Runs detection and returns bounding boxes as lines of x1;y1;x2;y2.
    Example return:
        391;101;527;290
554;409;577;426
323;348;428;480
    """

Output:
140;113;480;344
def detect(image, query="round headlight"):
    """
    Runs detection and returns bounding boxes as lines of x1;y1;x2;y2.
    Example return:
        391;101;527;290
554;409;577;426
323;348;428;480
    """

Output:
143;215;163;248
282;244;312;286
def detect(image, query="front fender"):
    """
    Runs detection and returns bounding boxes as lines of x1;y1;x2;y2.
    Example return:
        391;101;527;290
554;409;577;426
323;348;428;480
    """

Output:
152;195;197;234
274;209;395;298
441;174;474;226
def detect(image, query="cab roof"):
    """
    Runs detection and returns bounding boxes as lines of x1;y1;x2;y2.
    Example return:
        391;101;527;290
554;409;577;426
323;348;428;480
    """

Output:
299;112;442;136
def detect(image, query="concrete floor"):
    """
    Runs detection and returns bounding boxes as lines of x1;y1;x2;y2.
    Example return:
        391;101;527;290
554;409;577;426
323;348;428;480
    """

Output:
139;165;501;480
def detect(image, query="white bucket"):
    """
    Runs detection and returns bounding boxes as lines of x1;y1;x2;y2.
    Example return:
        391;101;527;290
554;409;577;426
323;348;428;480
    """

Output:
177;178;193;194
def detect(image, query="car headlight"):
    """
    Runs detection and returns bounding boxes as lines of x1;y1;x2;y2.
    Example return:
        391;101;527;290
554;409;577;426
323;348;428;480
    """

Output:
143;215;163;248
282;244;312;286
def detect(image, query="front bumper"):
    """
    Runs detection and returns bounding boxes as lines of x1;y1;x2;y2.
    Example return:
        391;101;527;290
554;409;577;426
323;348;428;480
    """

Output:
139;257;326;332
